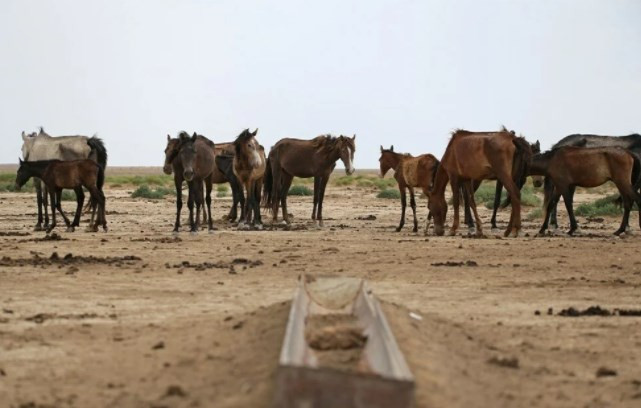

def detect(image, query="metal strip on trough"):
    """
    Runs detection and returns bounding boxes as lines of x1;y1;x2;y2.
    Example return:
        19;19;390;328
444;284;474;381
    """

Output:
273;274;415;408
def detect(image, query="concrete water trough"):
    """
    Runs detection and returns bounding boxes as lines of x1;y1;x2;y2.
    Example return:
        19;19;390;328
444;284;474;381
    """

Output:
273;274;415;408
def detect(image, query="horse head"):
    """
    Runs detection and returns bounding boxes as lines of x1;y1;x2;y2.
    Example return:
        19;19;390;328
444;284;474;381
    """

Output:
178;132;198;181
530;140;543;187
337;134;356;175
163;134;181;175
234;128;262;169
378;145;397;178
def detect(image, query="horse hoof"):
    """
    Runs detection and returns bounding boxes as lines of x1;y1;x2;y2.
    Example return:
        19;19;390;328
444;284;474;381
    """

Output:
254;223;264;231
190;231;198;236
208;229;215;234
34;225;43;232
172;230;180;236
395;227;402;232
491;228;500;234
66;227;75;233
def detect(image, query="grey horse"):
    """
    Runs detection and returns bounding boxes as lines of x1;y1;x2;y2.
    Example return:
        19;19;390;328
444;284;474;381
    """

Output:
20;127;108;231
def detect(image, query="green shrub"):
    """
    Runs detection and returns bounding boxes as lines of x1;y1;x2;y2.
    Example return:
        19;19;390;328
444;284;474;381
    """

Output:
288;185;313;196
131;184;174;199
292;177;314;185
0;179;35;193
60;190;76;201
377;188;401;199
526;207;543;221
575;194;623;217
356;179;374;188
216;184;228;197
372;177;397;190
106;175;173;187
334;176;355;186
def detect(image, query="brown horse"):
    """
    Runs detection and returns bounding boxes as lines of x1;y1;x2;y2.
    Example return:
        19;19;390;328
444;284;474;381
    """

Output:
530;146;641;236
233;129;266;229
163;135;243;226
163;132;216;234
378;145;439;233
15;159;106;233
429;128;533;237
263;134;356;226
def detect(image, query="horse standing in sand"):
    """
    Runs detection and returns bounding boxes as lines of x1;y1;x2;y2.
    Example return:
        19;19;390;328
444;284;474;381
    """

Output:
263;134;356;226
233;129;266;229
428;128;533;237
530;146;641;236
163;134;244;230
378;146;439;233
15;159;107;233
545;133;641;229
20;127;107;231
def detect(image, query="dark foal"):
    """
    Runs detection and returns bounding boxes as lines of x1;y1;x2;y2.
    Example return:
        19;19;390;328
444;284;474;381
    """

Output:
530;146;641;236
15;159;106;233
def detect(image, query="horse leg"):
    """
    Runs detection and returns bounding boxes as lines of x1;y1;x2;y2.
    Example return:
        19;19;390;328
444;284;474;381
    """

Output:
463;181;478;231
464;182;484;236
449;176;461;236
493;166;521;237
397;186;407;232
43;184;50;230
70;186;84;231
558;186;578;235
550;189;559;230
271;165;282;223
34;178;44;231
193;180;204;233
186;182;196;233
253;181;263;228
312;176;320;220
317;176;330;227
205;180;214;232
172;177;182;233
490;180;503;231
55;190;72;230
280;173;294;224
46;189;57;233
409;187;418;233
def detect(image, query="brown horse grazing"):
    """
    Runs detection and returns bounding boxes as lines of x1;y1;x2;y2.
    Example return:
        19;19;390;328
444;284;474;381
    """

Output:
163;132;216;234
428;129;533;237
378;145;439;233
15;159;106;233
263;134;356;226
233;129;266;229
163;135;243;227
530;146;641;236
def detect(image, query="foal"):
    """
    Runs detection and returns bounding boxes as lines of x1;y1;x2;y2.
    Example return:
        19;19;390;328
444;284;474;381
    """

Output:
15;159;106;233
378;146;439;233
530;146;641;236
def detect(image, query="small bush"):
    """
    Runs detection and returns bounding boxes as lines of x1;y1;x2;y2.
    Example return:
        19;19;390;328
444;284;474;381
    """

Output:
356;179;374;188
216;184;228;198
575;194;622;217
377;188;401;199
106;175;173;187
372;177;397;190
292;177;314;185
60;190;76;201
0;179;35;193
334;176;355;186
526;207;543;221
288;185;313;196
131;184;174;199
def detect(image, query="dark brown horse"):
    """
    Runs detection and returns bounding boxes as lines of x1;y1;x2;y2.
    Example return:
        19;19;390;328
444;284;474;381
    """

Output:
378;146;439;233
263;134;356;226
428;129;533;237
233;129;266;229
530;146;641;236
15;159;106;233
163;135;243;227
163;132;216;234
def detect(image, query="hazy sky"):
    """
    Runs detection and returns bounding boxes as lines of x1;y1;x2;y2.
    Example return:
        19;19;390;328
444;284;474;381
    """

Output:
1;0;639;168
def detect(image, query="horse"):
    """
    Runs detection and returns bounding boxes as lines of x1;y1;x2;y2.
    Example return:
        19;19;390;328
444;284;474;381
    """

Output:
20;127;107;231
262;134;356;226
529;146;641;236
233;129;266;229
428;128;533;237
378;145;439;233
463;137;541;232
214;154;245;221
15;159;107;233
546;133;641;229
163;135;243;226
163;132;217;234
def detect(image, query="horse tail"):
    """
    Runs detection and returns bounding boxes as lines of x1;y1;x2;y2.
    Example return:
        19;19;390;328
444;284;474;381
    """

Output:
262;157;274;213
87;136;108;169
631;152;641;191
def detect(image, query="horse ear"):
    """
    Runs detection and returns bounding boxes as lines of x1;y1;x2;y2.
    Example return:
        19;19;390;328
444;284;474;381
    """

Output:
191;133;197;142
38;127;44;135
352;134;356;140
390;145;394;152
19;158;23;165
380;145;383;153
252;128;259;136
167;134;171;141
22;131;27;141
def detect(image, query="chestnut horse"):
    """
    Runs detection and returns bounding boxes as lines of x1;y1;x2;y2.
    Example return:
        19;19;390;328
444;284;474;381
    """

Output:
428;129;533;237
262;134;356;226
15;159;106;233
530;146;641;236
233;129;266;229
378;146;439;233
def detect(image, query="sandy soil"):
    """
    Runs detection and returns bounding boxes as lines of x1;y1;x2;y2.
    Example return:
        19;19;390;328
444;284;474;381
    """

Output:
1;182;641;408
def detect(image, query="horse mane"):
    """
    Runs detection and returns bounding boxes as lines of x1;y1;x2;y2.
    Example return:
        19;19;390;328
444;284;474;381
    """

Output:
311;134;338;152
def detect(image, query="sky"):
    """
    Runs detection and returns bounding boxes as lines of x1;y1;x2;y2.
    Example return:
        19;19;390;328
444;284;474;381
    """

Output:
1;0;640;169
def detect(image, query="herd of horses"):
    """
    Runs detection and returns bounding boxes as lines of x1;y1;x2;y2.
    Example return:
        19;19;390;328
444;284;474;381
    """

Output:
13;127;641;238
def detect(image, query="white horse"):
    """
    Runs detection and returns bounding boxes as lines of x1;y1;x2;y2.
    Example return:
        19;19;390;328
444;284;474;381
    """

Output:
20;127;107;231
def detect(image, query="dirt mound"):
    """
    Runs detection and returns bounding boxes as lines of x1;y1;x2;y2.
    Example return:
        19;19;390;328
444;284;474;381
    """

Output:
0;252;141;267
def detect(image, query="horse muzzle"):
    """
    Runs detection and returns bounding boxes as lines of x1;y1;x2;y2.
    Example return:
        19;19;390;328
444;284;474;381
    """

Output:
346;167;355;176
183;170;194;181
14;183;21;191
163;164;173;175
434;225;445;236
